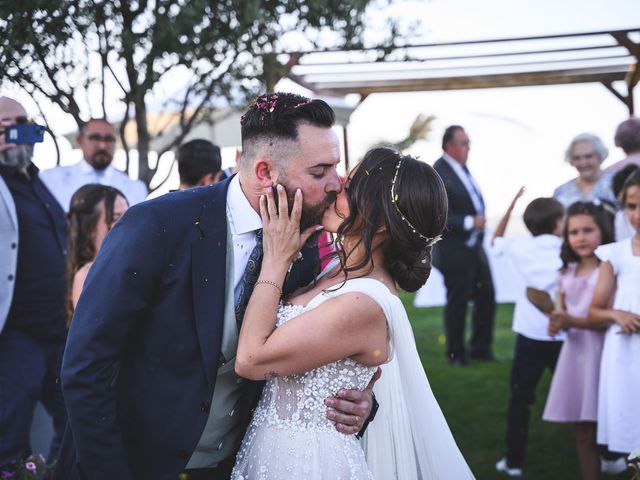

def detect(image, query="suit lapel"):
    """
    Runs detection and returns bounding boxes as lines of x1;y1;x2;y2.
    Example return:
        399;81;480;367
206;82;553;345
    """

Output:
437;157;477;214
0;176;18;230
191;180;232;390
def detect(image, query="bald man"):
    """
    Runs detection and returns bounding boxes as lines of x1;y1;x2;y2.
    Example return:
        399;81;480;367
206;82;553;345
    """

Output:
0;97;68;470
40;118;147;211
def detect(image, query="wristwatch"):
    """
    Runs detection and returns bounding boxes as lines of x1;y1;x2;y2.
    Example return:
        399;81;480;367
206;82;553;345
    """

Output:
356;392;379;439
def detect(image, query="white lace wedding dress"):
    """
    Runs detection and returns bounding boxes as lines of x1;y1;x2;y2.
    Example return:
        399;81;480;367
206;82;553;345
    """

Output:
231;280;379;480
231;277;475;480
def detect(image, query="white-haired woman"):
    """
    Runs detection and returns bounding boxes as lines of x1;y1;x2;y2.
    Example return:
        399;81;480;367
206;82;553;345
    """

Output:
553;133;616;208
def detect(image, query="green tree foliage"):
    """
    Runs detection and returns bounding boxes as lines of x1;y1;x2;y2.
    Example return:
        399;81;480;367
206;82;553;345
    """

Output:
0;0;394;187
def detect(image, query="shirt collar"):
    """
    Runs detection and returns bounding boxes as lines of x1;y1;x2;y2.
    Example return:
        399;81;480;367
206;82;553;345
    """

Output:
226;174;262;235
80;158;114;179
442;152;465;171
534;233;562;245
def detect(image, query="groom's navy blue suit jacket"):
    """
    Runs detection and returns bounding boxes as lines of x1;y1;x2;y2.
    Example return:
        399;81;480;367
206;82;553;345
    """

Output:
55;178;318;480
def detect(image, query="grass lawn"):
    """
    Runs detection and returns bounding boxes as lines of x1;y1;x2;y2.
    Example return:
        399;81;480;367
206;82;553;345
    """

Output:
401;293;607;480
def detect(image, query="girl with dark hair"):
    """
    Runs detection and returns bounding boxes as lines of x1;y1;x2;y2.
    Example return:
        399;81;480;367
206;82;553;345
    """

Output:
542;201;614;480
589;169;640;457
66;184;128;323
612;164;639;240
231;148;474;479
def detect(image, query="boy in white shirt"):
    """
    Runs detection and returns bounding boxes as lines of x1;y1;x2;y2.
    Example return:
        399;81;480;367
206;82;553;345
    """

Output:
491;192;565;477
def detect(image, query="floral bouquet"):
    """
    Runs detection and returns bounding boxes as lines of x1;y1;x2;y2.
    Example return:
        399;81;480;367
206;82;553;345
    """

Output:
1;454;52;480
630;448;640;480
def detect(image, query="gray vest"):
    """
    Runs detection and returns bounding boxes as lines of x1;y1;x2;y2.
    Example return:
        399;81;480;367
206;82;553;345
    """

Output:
0;177;18;334
186;226;247;468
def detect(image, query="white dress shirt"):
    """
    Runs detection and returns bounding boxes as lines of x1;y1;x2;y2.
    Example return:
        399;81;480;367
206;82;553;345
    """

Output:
442;153;484;231
225;175;262;301
39;159;148;211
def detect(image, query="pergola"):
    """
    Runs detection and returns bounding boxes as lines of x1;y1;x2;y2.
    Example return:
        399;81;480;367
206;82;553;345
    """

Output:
281;28;639;167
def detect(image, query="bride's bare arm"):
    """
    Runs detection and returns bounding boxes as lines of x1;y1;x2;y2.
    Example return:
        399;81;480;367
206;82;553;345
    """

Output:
236;185;388;379
236;184;384;433
236;291;388;380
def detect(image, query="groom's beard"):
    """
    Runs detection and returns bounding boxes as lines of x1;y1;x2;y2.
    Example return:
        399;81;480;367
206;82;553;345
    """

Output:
0;144;33;168
276;182;337;246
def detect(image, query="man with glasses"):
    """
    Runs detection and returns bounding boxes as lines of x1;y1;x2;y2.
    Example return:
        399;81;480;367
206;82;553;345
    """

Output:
40;119;147;211
0;96;68;471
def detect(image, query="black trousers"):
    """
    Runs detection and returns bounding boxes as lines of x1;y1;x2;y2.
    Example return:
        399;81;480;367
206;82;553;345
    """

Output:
439;245;496;360
504;334;562;468
0;328;67;467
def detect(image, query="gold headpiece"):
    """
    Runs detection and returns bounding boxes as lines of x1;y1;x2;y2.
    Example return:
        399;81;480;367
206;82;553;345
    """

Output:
390;158;442;248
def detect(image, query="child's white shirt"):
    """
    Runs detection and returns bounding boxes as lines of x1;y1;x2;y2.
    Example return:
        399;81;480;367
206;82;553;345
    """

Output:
492;234;565;341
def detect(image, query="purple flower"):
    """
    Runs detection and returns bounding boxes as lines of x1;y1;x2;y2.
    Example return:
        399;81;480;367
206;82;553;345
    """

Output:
1;470;14;478
25;462;36;471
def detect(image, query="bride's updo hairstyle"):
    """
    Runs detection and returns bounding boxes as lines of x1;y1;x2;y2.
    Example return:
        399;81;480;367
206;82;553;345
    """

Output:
334;147;448;292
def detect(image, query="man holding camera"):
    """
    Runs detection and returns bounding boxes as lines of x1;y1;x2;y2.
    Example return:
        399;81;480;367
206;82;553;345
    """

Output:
0;96;68;471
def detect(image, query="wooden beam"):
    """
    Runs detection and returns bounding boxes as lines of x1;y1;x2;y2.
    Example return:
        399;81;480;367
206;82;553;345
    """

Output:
342;125;350;172
611;32;640;59
296;44;622;69
297;54;632;80
310;66;630;95
282;28;640;56
602;81;627;104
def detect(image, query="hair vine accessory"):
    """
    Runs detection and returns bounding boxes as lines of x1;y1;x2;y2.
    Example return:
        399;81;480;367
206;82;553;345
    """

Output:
390;157;442;247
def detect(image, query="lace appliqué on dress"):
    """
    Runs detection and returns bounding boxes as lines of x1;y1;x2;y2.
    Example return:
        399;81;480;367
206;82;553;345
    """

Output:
231;304;376;480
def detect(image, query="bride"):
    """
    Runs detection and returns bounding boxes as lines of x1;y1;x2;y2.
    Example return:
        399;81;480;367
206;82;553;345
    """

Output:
232;147;475;479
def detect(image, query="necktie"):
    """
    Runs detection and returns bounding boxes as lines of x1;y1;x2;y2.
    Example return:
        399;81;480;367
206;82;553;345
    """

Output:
235;229;264;328
461;164;485;214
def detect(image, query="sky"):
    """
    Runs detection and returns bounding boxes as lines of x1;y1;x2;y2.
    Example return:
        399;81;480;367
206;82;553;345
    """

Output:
4;0;640;228
299;0;640;229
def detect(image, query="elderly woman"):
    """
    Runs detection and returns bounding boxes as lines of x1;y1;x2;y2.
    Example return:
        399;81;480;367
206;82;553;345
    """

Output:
553;133;616;208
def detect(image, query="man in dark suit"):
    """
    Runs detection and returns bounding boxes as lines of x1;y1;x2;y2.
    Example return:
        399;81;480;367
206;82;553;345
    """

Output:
0;96;68;471
432;125;496;366
56;93;376;480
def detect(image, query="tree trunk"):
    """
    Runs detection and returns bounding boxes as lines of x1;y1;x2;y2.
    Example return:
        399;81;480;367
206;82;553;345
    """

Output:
134;93;153;186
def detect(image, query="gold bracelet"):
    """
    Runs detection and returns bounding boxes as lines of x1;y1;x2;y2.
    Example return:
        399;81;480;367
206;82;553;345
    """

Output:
255;280;283;296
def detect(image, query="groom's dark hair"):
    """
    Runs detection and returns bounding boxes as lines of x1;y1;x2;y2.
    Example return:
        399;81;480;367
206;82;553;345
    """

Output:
238;92;335;171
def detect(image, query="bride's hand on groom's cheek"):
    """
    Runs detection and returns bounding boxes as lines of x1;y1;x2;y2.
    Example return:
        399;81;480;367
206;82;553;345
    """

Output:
324;368;381;435
261;184;321;266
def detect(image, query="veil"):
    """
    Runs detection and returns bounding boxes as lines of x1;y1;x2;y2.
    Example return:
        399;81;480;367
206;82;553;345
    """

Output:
360;287;475;480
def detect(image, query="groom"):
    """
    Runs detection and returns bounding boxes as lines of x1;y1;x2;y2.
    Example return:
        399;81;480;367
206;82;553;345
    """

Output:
55;93;376;480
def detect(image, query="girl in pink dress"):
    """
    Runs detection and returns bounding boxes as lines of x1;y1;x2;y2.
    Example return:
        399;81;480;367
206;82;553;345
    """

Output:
543;201;614;480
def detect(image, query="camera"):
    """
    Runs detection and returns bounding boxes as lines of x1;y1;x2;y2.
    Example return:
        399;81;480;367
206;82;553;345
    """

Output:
4;124;45;144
